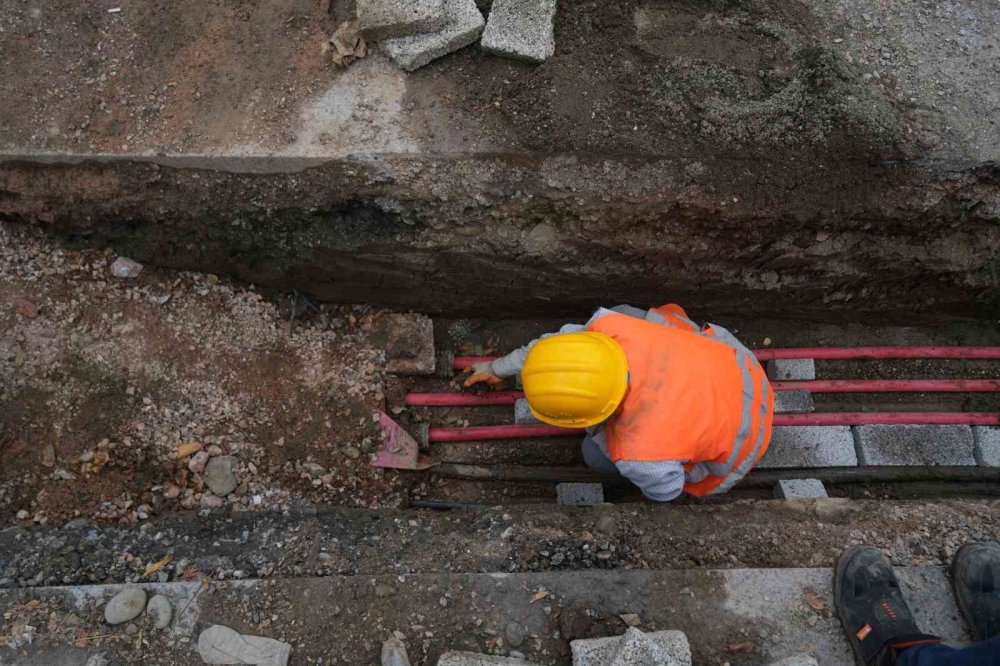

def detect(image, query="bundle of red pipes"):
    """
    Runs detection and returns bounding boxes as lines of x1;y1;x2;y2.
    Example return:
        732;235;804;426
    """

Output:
405;346;1000;443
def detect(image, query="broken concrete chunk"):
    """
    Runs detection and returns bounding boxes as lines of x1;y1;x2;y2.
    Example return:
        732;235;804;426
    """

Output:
370;313;436;374
110;256;143;278
383;0;485;71
104;588;147;625
480;0;556;64
197;624;291;666
557;482;604;506
571;628;691;666
382;636;411;666
357;0;445;41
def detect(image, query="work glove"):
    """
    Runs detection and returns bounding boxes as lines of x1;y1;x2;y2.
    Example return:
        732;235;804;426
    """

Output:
463;361;503;387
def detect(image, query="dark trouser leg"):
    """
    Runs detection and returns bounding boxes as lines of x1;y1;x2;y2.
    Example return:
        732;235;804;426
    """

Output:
896;637;1000;665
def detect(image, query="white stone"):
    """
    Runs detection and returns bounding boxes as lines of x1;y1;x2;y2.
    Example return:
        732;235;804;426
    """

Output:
197;624;291;666
146;594;172;629
110;256;143;278
104;588;147;625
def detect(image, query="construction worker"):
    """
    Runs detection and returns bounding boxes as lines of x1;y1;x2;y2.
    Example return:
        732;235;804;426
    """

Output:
834;542;1000;664
464;304;774;501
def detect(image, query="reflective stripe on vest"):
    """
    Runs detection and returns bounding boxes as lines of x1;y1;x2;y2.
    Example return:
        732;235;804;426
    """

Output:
588;313;773;496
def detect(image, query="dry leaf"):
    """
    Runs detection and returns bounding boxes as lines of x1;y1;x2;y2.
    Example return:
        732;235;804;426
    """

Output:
14;299;38;318
329;20;367;67
40;443;56;468
529;588;548;604
175;442;203;459
803;586;827;612
90;450;110;473
144;555;173;577
727;641;754;653
619;613;641;627
180;564;202;581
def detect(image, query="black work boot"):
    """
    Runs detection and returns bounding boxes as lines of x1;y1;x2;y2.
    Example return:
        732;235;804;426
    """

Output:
835;546;941;665
952;542;1000;641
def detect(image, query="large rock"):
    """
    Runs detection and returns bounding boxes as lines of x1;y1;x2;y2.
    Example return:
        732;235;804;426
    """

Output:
204;456;238;497
104;588;147;625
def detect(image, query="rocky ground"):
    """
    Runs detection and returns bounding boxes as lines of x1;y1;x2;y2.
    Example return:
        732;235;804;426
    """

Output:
0;222;419;527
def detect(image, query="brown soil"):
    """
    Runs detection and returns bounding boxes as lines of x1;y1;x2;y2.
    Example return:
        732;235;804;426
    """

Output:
0;222;406;526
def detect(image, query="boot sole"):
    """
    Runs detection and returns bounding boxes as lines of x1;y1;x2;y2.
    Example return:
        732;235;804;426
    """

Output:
835;545;872;666
951;543;983;642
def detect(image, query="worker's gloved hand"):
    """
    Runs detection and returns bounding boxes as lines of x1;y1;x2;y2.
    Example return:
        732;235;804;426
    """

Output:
463;362;503;387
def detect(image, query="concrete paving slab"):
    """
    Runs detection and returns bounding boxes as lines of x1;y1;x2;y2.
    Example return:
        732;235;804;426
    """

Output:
757;426;858;468
766;359;816;381
774;390;814;414
515;398;542;425
370;313;436;374
773;479;828;499
358;0;446;41
0;567;971;665
853;425;976;466
973;426;1000;467
383;0;485;71
481;0;557;63
557;483;604;506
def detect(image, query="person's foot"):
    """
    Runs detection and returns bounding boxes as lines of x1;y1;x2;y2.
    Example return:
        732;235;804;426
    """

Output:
952;542;1000;641
835;546;941;665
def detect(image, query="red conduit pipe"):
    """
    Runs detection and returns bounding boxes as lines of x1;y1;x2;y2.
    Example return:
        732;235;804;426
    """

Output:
405;378;1000;407
775;379;1000;393
427;412;1000;442
453;346;1000;368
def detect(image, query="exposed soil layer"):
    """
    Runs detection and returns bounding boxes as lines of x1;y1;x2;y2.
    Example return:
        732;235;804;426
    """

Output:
2;154;999;320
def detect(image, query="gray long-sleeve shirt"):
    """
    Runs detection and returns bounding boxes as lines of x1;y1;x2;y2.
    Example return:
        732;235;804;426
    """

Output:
490;305;690;502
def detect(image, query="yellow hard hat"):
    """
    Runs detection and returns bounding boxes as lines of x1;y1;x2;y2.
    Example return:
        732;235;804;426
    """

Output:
522;332;629;429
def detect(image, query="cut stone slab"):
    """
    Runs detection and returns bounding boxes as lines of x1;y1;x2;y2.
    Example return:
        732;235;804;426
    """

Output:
973;426;1000;467
438;652;535;665
853;425;976;466
481;0;557;64
557;482;604;506
104;588;147;625
198;624;291;666
514;398;541;425
773;479;828;500
571;627;691;666
357;0;445;41
766;359;816;381
370;313;435;374
757;427;858;468
383;0;485;71
774;390;814;414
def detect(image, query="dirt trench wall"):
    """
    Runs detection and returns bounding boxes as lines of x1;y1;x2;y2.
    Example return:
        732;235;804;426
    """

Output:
1;153;999;320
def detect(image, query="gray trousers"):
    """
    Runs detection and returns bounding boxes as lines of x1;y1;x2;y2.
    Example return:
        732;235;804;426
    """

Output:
581;434;624;480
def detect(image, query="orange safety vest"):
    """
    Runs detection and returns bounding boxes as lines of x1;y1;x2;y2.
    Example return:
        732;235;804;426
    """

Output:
587;305;774;496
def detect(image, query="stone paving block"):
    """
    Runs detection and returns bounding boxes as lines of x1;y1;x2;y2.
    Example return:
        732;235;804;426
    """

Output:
514;398;542;425
438;652;535;665
766;359;816;381
480;0;557;63
369;313;435;374
557;482;604;506
766;656;819;666
973;426;1000;467
357;0;445;41
774;390;814;414
571;628;691;666
757;427;858;468
853;425;976;466
773;479;828;500
383;0;485;71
